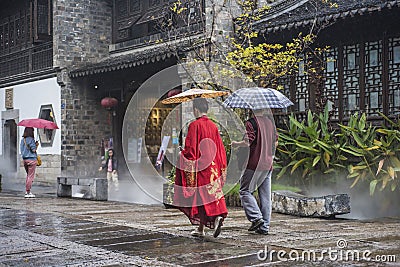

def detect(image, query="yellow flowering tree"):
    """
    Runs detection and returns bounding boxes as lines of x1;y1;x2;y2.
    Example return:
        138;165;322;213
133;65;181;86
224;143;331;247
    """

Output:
227;0;335;93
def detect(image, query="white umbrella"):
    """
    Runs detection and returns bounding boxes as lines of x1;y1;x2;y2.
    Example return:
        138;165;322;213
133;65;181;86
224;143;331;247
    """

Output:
223;87;293;109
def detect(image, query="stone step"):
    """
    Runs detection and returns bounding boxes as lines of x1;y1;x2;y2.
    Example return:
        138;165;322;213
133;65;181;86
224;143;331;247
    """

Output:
271;190;351;218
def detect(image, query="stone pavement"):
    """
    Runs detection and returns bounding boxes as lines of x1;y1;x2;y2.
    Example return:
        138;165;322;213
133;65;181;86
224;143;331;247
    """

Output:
0;184;399;266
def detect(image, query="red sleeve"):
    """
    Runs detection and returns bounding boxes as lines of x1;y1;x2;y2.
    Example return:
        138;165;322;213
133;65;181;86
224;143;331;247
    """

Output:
176;122;198;190
182;122;198;161
215;128;227;168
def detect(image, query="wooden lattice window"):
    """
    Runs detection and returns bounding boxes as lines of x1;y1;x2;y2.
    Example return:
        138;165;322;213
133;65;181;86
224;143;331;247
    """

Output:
324;47;339;119
0;0;50;53
113;0;205;44
130;0;141;13
32;0;52;43
389;37;400;115
342;44;360;117
114;0;143;42
0;20;10;51
364;40;383;117
183;0;204;24
295;58;309;112
116;0;129;17
149;0;162;6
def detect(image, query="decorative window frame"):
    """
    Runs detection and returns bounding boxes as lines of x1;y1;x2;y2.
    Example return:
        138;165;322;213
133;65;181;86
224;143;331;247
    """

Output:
38;104;56;147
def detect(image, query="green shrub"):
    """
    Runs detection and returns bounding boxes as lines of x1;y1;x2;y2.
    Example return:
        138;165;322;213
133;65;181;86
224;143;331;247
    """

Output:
275;107;400;195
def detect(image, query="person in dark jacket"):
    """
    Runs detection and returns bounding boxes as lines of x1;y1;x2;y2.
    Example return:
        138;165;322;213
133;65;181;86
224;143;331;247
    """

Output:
231;109;277;235
20;127;39;198
99;148;118;189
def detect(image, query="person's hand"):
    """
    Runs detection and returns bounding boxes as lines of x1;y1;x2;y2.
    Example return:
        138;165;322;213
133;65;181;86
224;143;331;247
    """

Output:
35;141;39;147
98;167;102;171
231;141;239;148
112;170;117;175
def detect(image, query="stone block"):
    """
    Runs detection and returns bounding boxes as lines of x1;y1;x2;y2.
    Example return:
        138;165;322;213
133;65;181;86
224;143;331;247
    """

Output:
57;177;108;201
271;190;350;218
90;178;108;201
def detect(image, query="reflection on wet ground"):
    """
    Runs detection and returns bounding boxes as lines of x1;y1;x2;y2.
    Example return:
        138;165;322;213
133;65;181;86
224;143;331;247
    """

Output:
1;187;400;266
0;207;263;266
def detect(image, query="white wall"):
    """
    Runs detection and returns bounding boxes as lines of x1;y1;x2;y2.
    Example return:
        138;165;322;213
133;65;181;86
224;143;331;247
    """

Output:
0;77;61;155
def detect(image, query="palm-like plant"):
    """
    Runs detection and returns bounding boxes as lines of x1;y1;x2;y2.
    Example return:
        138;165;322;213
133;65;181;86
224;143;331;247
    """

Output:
276;105;347;187
340;113;400;195
276;106;400;195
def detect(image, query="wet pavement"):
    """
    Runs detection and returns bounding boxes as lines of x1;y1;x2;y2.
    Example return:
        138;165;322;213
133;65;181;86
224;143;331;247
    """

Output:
0;182;399;266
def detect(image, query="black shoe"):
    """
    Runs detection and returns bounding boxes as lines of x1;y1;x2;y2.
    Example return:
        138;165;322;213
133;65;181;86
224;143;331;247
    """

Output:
248;218;264;231
213;216;223;238
255;228;269;235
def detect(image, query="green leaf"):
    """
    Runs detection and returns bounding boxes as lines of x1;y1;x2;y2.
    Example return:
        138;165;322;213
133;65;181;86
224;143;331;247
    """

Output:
296;143;319;153
291;158;309;174
389;156;400;170
388;167;395;179
302;168;309;178
391;183;397;191
312;155;321;167
352;165;368;170
370;180;379;196
381;174;390;190
376;129;390;135
289;115;304;128
276;165;288;179
340;147;363;157
350;174;361;188
351;132;366;148
348;171;360;178
323;168;335;174
307;110;313;127
376;159;384;176
359;113;366;131
304;127;317;139
315;139;331;150
365;146;380;151
348;164;354;174
323;151;330;167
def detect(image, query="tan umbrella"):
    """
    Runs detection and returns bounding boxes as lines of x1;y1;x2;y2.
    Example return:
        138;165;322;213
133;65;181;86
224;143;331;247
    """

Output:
161;88;229;104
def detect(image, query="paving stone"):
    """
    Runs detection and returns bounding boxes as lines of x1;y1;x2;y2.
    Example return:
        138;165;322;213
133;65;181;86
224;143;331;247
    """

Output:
0;189;399;266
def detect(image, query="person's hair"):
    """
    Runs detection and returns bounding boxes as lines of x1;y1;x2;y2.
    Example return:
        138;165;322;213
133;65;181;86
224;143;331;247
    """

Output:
193;98;209;113
22;127;34;138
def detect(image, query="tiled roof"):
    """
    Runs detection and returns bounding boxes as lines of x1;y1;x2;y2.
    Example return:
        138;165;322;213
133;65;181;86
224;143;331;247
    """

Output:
254;0;400;33
69;46;174;78
69;35;205;78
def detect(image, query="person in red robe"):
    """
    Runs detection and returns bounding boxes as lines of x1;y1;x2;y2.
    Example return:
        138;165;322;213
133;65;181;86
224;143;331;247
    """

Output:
174;98;228;238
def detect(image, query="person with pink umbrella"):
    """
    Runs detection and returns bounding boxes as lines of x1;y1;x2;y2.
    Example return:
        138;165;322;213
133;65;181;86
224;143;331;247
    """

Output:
20;127;39;198
17;118;58;198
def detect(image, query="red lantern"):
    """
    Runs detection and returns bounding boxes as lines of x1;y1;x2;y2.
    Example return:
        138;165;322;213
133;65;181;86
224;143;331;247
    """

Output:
101;97;118;110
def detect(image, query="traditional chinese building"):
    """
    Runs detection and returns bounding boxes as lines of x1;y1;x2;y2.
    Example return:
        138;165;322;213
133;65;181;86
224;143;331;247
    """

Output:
1;0;399;187
0;0;217;186
253;0;400;123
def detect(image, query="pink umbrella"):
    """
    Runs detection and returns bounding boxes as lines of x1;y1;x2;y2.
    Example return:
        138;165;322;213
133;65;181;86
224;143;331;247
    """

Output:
17;118;59;129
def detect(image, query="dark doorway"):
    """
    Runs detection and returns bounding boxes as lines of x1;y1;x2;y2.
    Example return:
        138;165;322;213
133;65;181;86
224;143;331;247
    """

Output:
4;119;17;172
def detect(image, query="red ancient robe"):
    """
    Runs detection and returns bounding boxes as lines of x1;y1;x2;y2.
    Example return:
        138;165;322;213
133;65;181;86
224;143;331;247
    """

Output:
174;115;228;228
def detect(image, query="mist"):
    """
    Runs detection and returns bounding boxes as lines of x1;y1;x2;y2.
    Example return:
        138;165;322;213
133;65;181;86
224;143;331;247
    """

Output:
302;174;400;220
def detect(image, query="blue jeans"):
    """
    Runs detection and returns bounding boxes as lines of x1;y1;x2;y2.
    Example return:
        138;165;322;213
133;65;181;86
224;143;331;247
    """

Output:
239;169;272;231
